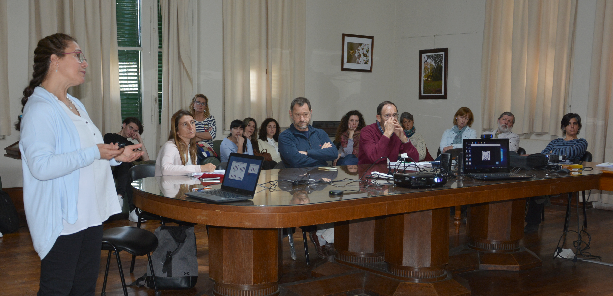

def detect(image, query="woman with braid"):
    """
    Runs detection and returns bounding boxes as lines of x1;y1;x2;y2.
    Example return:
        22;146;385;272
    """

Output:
17;33;143;294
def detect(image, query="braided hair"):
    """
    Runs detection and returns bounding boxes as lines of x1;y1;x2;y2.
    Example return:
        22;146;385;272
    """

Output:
15;33;77;131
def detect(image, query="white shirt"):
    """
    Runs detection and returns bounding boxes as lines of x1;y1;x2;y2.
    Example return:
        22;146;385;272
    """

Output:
482;129;520;152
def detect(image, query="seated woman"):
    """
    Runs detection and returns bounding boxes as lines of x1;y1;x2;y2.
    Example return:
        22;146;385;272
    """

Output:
333;110;365;166
155;110;217;176
244;117;277;169
400;112;430;161
439;107;477;153
220;119;254;163
257;118;282;163
525;113;588;233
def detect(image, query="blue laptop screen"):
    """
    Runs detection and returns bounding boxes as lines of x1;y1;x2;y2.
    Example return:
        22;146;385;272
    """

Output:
223;154;263;192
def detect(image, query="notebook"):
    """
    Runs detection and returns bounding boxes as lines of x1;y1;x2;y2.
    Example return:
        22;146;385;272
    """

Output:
462;138;533;181
185;153;264;203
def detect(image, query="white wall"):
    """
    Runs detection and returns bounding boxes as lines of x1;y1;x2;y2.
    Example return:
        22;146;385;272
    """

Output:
0;0;602;187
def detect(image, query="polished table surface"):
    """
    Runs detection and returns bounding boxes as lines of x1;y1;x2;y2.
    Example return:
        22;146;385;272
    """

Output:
133;164;611;296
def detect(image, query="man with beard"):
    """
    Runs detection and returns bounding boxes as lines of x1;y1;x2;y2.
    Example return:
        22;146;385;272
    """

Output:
482;112;520;152
279;97;338;168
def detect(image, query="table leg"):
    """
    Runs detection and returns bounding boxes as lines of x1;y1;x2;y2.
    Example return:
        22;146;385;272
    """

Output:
334;217;385;264
466;199;541;271
208;226;280;296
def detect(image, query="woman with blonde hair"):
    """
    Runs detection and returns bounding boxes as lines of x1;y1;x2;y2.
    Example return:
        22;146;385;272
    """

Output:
439;107;477;153
190;94;216;148
155;110;216;176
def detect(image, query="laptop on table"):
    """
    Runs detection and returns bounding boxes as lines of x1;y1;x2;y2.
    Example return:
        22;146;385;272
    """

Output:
186;153;264;203
463;138;533;181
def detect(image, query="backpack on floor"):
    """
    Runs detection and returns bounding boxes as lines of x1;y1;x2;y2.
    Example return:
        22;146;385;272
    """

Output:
0;189;19;234
136;224;198;290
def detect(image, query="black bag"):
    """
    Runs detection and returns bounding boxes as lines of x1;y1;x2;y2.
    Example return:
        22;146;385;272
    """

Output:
138;224;198;290
510;152;549;170
0;190;19;234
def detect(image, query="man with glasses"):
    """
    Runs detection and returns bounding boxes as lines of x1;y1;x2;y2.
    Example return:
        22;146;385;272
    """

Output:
358;101;419;164
279;97;338;168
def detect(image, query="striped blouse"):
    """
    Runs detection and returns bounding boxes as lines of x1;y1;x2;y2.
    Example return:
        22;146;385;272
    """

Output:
195;115;216;147
541;138;588;162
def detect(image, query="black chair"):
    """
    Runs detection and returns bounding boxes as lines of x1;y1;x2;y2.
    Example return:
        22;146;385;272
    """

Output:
101;226;159;296
127;164;156;272
284;227;312;264
580;151;592;162
517;147;527;155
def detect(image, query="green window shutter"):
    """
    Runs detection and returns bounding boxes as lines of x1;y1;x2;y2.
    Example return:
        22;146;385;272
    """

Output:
116;0;142;121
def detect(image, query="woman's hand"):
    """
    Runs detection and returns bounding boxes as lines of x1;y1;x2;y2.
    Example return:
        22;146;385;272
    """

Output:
97;143;123;160
114;144;144;162
200;163;216;172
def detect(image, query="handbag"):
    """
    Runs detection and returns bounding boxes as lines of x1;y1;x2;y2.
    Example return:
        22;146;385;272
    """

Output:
255;149;273;162
196;142;218;163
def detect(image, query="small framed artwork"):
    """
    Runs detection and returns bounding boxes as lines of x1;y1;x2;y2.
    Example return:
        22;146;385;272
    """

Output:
419;48;448;100
341;34;374;72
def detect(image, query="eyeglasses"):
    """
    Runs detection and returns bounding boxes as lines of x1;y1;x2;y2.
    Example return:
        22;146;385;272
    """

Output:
60;51;87;63
194;101;207;106
382;113;398;120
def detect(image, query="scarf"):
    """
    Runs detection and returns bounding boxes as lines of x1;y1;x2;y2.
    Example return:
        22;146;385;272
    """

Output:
404;127;416;138
452;125;467;145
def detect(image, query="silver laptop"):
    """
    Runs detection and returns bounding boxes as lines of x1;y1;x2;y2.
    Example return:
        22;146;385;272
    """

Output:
463;138;533;181
185;153;264;203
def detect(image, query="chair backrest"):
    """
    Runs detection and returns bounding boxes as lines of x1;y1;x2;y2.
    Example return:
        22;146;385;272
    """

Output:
129;164;156;181
212;140;223;158
517;147;527;155
580;151;592;162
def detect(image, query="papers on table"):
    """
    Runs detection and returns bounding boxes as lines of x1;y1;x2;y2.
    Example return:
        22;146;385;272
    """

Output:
191;170;225;178
596;162;613;168
387;161;433;171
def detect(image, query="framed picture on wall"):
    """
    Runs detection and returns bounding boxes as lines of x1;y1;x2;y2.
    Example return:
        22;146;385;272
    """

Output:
341;34;374;72
419;48;448;99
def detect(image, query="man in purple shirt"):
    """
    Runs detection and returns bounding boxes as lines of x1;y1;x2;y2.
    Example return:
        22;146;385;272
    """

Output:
358;101;419;164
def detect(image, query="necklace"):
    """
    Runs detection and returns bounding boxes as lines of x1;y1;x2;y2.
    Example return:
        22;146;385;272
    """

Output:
40;85;74;110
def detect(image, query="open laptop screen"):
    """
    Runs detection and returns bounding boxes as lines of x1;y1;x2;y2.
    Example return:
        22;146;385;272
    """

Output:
222;153;264;195
463;138;510;174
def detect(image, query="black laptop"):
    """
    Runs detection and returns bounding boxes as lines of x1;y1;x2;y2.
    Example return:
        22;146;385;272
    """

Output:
462;138;533;181
185;153;264;203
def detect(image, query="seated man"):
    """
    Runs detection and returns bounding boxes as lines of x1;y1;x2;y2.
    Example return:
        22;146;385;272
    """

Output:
104;117;150;222
279;97;338;168
358;101;419;164
482;111;520;152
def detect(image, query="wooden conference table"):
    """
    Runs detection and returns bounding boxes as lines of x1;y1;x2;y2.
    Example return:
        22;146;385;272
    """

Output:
133;164;613;296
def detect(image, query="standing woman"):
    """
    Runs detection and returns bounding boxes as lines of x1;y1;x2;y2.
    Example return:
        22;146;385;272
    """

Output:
334;110;365;166
190;94;217;148
439;107;477;153
18;33;143;294
155;110;217;176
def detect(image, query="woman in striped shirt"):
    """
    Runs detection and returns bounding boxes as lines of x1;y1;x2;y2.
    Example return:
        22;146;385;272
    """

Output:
190;94;216;148
541;113;587;162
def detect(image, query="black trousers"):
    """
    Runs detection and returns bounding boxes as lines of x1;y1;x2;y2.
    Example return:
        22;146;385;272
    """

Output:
113;162;134;211
38;225;103;296
525;196;545;226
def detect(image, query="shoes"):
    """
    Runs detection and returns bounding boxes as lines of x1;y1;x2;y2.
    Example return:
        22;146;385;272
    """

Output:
129;208;146;223
0;231;3;238
308;231;327;259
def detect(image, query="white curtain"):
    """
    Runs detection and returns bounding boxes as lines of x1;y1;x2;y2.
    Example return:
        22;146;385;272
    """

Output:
0;1;9;136
223;0;305;129
586;0;613;206
28;0;121;134
481;0;577;136
158;0;193;145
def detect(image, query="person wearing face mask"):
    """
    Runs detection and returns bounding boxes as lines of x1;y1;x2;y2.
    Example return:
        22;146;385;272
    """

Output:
220;119;254;163
279;97;338;168
358;101;419;164
439;107;478;153
333;110;366;166
482;112;520;153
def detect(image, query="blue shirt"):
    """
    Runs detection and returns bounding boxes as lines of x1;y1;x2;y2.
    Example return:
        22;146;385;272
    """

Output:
278;124;338;168
220;137;254;163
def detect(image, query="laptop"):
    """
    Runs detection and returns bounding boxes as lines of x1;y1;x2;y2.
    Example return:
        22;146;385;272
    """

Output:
463;138;533;181
185;153;264;203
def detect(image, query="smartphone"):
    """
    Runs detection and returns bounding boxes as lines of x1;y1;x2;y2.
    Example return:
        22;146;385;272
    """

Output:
118;142;127;148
